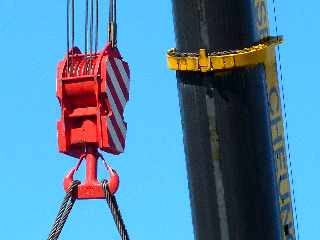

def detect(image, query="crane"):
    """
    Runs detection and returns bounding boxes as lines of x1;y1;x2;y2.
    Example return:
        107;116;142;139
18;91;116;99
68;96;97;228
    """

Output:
47;1;130;239
46;0;297;239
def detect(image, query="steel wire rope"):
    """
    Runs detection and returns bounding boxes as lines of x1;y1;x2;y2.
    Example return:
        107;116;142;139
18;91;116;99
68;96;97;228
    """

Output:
70;0;75;75
51;197;77;240
90;0;94;55
109;0;117;46
102;180;130;240
109;0;112;20
84;0;90;74
114;0;117;46
271;1;300;239
109;0;113;37
95;0;99;53
66;0;70;76
85;0;89;55
89;0;94;72
72;0;75;49
47;181;80;240
113;0;117;46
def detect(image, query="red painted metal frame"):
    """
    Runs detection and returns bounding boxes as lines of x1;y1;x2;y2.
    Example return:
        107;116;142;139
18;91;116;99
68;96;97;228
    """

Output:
56;43;127;158
63;146;119;199
56;42;129;198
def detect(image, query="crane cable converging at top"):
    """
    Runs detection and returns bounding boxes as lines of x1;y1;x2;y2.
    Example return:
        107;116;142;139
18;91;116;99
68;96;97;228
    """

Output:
67;0;100;61
66;0;117;71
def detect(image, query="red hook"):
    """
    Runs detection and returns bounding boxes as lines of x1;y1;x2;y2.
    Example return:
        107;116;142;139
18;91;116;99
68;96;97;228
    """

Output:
64;151;119;199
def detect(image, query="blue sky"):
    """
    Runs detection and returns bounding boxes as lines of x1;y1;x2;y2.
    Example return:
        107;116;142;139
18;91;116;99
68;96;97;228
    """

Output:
0;0;318;239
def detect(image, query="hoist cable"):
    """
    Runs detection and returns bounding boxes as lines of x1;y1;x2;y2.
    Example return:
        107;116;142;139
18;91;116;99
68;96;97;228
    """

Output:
114;0;117;25
271;1;300;239
67;0;70;54
47;181;80;240
51;198;77;240
47;180;130;240
108;0;117;47
90;0;94;56
108;0;112;44
85;0;88;55
88;0;94;71
72;0;75;49
109;0;113;25
114;0;117;46
102;180;130;240
95;0;99;53
66;0;70;76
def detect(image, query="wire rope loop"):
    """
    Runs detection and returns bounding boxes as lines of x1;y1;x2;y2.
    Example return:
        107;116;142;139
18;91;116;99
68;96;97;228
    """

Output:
47;180;80;240
102;180;130;240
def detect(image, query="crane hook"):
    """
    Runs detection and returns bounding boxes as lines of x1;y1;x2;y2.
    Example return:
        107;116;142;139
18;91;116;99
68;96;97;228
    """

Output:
64;153;119;199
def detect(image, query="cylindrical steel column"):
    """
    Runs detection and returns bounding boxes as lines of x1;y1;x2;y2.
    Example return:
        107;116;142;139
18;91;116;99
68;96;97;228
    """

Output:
172;0;281;239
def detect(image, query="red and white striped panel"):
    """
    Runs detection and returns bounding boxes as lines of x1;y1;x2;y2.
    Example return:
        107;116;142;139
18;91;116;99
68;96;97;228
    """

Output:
105;56;130;153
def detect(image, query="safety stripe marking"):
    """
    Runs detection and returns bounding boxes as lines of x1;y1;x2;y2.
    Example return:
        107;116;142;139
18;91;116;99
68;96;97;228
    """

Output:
106;87;126;137
109;115;125;146
109;58;129;100
114;58;130;91
107;61;127;108
107;118;123;152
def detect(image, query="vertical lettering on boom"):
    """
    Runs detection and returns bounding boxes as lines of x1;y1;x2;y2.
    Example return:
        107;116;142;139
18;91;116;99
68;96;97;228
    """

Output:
265;53;296;239
253;0;296;237
254;0;269;38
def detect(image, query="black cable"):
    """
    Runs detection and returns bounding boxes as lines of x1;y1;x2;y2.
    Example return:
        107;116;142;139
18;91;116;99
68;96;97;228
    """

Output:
108;0;113;44
85;0;88;55
67;0;70;53
102;180;130;240
47;179;130;240
47;181;80;240
52;198;77;240
114;0;117;46
95;0;99;53
90;0;94;56
72;0;75;49
88;0;94;72
66;0;70;76
114;0;116;26
109;0;113;24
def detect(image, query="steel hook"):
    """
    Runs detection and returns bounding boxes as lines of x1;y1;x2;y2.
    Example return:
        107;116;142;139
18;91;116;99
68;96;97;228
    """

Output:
64;153;119;199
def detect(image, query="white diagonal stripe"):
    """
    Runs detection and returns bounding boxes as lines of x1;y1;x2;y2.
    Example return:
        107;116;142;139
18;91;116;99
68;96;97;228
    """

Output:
114;58;130;91
106;88;127;137
107;61;126;108
107;118;123;152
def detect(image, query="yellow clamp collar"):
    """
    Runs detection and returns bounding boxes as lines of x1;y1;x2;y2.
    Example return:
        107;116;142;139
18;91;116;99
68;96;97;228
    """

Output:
167;36;283;72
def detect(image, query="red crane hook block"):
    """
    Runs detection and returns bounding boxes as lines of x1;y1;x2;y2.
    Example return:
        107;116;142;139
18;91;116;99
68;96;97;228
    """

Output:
56;42;130;158
64;147;119;199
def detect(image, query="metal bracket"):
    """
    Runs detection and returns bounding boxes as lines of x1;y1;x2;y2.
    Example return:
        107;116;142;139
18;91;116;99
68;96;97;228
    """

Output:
167;36;283;72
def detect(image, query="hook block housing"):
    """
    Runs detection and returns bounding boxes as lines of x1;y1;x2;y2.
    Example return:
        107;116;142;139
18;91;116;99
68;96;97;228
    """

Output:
56;43;130;158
